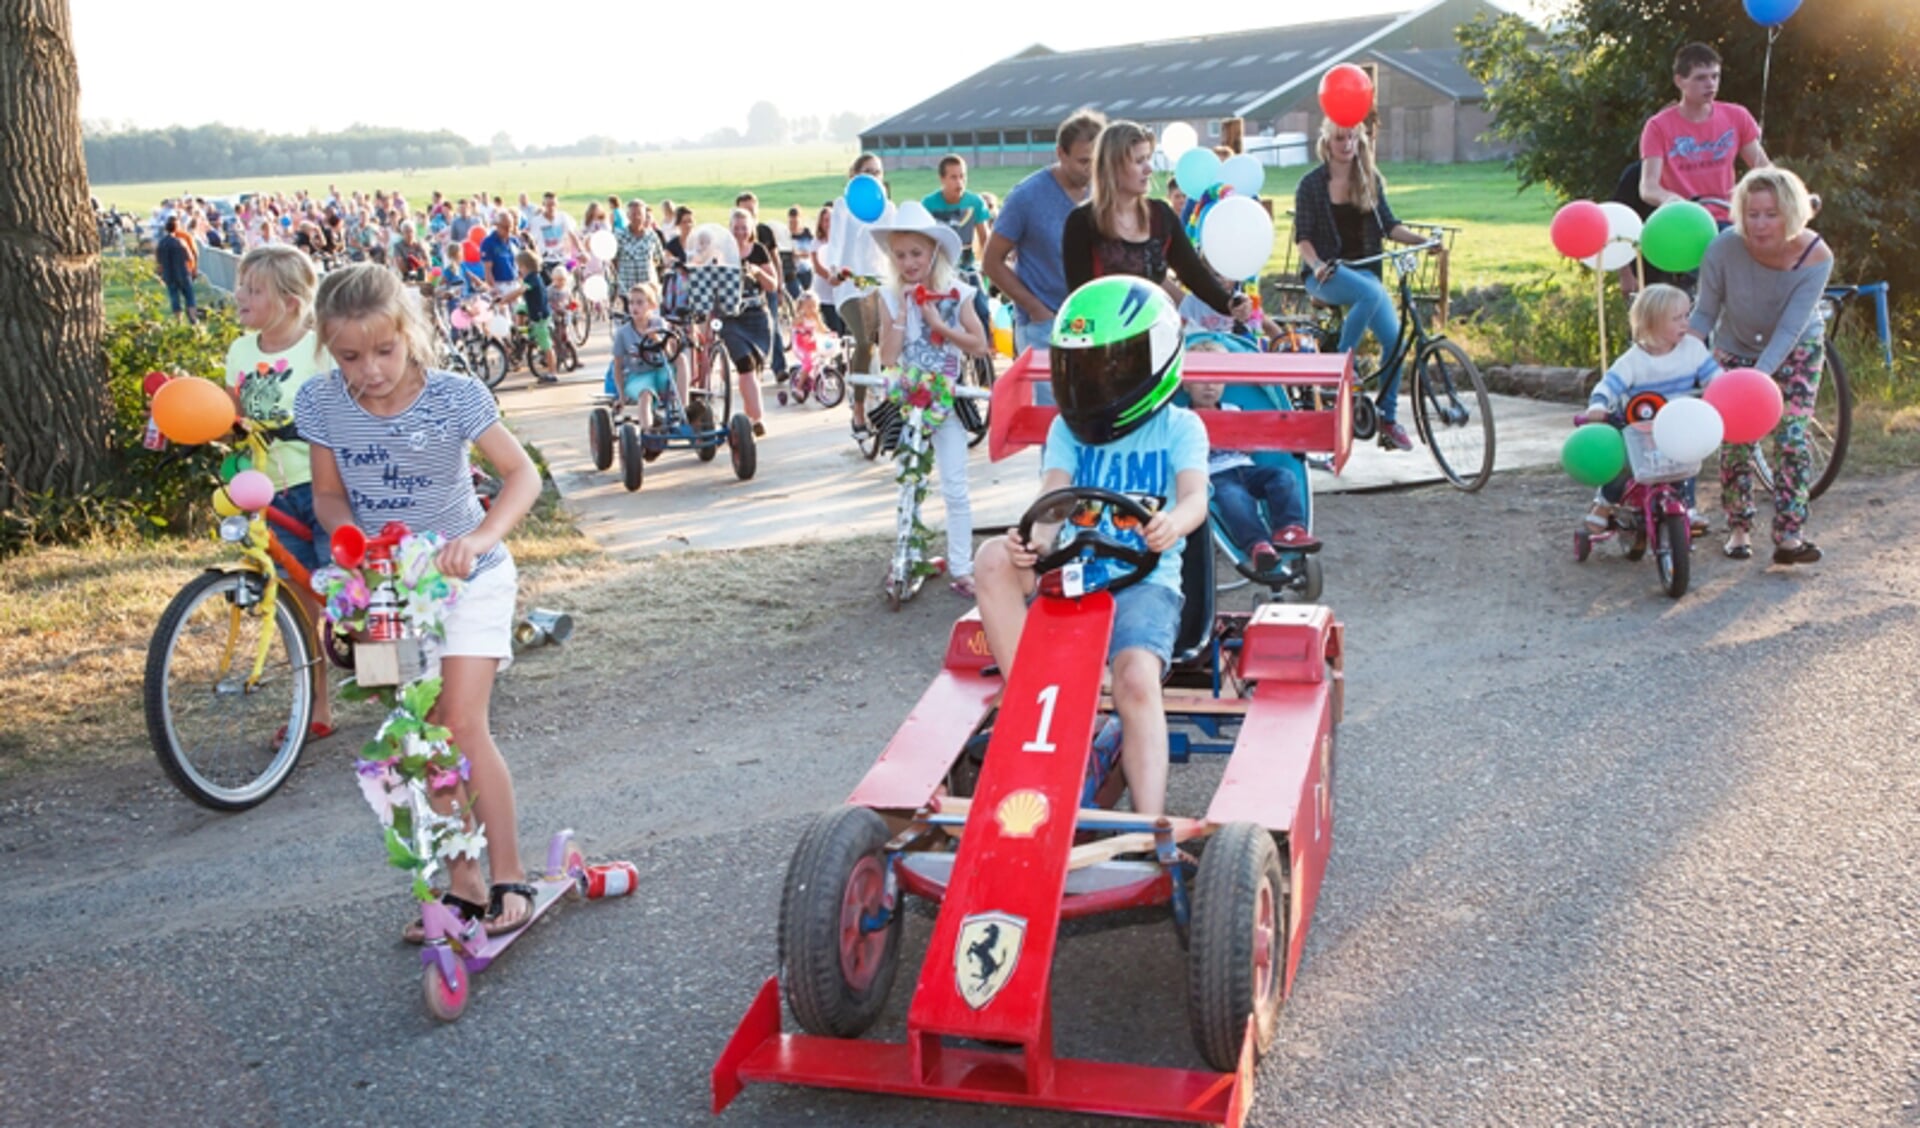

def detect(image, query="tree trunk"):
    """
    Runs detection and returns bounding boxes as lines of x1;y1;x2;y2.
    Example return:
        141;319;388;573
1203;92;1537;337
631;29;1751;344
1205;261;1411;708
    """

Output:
0;0;105;510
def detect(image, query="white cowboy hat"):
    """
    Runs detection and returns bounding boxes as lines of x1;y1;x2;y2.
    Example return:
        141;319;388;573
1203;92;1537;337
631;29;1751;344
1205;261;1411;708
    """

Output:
867;200;962;266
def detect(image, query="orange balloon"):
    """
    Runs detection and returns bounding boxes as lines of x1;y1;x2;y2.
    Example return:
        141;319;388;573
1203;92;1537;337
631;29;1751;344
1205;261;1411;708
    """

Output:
151;376;236;445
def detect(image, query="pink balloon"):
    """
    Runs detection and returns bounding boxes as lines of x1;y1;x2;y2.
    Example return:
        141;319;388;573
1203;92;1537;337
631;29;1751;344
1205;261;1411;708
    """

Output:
1703;367;1785;444
450;309;472;330
1550;200;1610;261
227;469;276;512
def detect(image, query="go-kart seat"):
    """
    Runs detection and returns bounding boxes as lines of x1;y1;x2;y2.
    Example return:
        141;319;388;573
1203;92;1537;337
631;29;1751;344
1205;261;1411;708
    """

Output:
1168;519;1218;670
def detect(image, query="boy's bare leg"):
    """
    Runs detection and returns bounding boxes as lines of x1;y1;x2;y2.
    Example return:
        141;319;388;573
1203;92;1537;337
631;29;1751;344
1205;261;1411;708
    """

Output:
1111;648;1169;816
974;539;1034;675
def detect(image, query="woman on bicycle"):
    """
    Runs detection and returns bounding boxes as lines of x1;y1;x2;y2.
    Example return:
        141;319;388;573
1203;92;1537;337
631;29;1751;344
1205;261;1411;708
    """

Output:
1062;120;1249;324
1293;117;1434;451
1692;166;1833;565
721;207;776;434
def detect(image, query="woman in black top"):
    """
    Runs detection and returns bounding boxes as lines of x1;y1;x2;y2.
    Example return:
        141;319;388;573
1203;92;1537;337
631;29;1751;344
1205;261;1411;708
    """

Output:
1292;117;1430;450
1062;120;1250;322
720;207;776;433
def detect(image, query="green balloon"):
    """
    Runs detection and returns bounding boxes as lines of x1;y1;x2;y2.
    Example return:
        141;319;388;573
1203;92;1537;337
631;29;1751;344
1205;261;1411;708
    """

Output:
218;451;251;483
1563;423;1627;486
1641;201;1718;273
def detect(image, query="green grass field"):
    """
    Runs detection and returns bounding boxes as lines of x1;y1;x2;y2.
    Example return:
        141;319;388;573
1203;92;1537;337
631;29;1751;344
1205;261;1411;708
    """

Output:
97;145;1566;290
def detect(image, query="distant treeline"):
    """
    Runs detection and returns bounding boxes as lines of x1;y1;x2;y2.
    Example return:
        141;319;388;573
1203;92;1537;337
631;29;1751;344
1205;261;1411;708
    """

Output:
83;124;491;185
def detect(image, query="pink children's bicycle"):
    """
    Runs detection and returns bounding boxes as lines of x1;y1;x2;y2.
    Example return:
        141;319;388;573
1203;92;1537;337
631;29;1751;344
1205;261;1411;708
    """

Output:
1572;411;1696;600
778;331;849;409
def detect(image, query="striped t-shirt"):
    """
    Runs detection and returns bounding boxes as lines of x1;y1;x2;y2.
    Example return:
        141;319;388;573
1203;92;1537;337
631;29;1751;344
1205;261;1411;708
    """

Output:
294;369;508;578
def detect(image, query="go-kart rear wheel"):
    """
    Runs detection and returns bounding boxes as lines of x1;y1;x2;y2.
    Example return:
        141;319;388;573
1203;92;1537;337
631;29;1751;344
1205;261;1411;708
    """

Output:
779;806;902;1039
589;407;614;471
618;423;644;493
1350;393;1379;443
728;413;757;480
1295;555;1323;603
1187;822;1288;1073
946;729;991;799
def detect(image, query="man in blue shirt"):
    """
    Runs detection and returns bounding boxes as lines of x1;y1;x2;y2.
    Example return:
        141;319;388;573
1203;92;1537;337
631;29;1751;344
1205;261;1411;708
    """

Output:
983;110;1104;354
479;211;518;297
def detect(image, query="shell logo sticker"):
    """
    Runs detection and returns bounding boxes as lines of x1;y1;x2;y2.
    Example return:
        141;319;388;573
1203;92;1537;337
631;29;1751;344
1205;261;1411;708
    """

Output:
995;790;1049;838
956;911;1025;1010
965;627;990;656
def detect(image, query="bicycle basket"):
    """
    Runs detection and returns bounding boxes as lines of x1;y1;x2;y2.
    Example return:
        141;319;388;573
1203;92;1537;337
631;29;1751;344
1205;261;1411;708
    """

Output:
683;264;743;318
1623;423;1700;484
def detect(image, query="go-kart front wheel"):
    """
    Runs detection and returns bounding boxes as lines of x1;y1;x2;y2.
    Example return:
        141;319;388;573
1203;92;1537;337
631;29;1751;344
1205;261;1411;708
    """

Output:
589;407;614;471
1187;822;1288;1073
779;806;902;1039
618;423;644;493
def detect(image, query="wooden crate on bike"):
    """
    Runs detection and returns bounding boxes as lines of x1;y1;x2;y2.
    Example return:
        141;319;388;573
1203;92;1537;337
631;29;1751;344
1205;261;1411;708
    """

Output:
355;638;425;688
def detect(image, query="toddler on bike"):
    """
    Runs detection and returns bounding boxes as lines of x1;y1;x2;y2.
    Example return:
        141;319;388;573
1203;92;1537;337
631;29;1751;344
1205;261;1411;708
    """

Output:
295;264;543;940
974;278;1211;817
1182;341;1319;575
790;291;831;381
226;244;337;738
1582;284;1722;533
609;282;677;428
506;249;557;382
871;201;991;597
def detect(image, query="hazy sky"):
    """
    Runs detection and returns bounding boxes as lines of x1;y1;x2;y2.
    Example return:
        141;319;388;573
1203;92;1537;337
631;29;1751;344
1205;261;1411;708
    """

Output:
72;0;1539;147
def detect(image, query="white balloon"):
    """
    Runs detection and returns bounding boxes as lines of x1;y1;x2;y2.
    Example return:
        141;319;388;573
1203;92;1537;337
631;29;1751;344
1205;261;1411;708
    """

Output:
488;312;511;339
587;229;617;261
1221;154;1266;198
1199;195;1276;281
1160;121;1198;160
1650;396;1724;463
581;273;609;303
1582;201;1646;271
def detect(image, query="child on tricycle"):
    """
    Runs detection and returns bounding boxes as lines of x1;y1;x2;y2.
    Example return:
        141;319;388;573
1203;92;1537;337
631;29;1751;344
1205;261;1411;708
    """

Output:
974;278;1210;817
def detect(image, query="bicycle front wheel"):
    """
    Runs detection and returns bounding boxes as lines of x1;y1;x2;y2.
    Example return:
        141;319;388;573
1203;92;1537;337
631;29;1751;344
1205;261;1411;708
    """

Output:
466;337;509;390
1411;339;1494;492
144;570;315;811
569;302;592;347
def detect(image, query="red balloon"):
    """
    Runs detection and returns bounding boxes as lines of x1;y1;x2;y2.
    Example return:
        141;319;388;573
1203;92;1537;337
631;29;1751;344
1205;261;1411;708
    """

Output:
1318;64;1375;129
466;226;486;244
1550;200;1610;260
142;370;172;397
462;241;481;264
1703;367;1785;444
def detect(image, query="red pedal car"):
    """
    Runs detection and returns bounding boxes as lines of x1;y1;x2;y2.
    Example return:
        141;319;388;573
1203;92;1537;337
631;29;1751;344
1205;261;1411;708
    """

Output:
714;348;1353;1126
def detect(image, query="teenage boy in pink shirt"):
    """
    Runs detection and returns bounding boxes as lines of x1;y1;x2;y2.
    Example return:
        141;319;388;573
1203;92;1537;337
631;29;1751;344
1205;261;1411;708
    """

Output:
1639;42;1772;222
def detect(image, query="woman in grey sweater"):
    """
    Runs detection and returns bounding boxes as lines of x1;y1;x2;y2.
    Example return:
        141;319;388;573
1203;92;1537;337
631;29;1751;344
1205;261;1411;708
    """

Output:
1691;167;1833;565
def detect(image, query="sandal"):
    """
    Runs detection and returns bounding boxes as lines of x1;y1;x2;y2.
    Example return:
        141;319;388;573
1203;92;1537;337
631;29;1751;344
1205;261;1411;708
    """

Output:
949;576;977;599
402;891;487;945
485;882;539;936
274;720;336;746
1723;537;1753;560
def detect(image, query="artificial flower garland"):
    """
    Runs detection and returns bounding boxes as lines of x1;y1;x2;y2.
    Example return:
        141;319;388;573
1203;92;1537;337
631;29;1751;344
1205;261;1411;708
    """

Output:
885;365;956;582
312;530;474;902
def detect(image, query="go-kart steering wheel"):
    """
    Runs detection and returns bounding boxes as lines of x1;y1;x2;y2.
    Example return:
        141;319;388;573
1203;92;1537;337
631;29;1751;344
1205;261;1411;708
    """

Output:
639;328;684;367
1016;486;1161;597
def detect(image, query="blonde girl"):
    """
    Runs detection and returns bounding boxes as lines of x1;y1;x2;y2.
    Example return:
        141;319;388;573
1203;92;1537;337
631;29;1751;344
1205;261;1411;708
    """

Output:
226;245;336;738
870;201;990;596
293;264;543;938
791;291;829;379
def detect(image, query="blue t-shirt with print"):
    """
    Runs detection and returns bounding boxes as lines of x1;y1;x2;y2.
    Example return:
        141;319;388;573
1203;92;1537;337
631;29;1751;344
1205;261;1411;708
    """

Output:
479;231;517;287
1039;404;1209;592
293;369;508;579
995;167;1079;325
922;189;989;270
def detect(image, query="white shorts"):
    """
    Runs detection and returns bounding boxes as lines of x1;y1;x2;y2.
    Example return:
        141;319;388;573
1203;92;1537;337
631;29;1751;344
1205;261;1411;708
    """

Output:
425;558;517;675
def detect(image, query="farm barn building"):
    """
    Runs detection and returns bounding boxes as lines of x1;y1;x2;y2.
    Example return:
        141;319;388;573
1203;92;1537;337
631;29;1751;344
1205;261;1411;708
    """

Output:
860;0;1512;169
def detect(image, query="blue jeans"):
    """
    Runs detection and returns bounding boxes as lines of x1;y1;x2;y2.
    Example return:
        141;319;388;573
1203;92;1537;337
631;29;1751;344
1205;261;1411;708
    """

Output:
165;279;197;316
1108;581;1183;671
270;482;331;574
1305;265;1401;423
1212;463;1306;550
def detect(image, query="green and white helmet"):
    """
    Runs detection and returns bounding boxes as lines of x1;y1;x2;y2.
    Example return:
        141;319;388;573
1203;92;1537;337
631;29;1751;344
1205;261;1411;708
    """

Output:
1049;277;1185;444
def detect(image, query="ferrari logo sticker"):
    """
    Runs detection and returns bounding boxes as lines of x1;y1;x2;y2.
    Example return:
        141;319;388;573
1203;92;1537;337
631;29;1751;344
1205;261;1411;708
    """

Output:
956;911;1025;1009
995;790;1049;838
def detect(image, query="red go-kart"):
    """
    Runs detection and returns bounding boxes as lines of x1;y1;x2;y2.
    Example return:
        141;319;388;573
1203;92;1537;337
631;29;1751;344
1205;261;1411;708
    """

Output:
714;348;1353;1126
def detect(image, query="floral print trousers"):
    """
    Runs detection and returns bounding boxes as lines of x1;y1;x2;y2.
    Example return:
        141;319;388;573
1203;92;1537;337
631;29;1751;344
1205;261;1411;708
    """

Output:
1719;329;1825;545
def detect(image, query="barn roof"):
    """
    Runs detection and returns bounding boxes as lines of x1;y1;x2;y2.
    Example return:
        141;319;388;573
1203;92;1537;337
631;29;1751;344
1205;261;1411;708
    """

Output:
1368;47;1485;100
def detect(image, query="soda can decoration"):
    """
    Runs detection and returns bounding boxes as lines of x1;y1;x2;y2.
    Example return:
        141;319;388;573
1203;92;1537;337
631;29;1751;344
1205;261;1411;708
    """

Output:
584;861;639;900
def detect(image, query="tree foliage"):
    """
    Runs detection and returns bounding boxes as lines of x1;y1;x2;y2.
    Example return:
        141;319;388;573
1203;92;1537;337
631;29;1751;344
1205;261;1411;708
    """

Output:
82;123;491;184
1459;0;1920;308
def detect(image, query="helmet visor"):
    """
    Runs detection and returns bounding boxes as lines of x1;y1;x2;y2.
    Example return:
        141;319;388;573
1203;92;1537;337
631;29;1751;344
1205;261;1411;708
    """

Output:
1052;334;1170;445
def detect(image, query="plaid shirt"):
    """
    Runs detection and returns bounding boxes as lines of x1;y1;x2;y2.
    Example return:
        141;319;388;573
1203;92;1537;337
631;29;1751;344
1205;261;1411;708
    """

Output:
615;227;666;293
1290;163;1400;278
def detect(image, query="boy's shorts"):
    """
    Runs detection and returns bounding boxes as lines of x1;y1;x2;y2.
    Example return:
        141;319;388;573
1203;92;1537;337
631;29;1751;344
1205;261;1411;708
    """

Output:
622;363;674;402
527;316;553;351
425;557;517;676
270;482;332;574
1107;581;1183;670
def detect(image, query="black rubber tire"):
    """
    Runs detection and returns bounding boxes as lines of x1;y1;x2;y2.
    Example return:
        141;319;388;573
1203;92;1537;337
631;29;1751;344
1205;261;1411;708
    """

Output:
1297;554;1324;603
1350;394;1379;442
729;413;757;481
589;407;614;471
467;337;509;390
1753;345;1850;502
779;806;902;1038
568;301;592;347
619;423;644;493
1655;511;1690;599
1187;822;1288;1073
962;355;995;449
946;729;991;799
814;367;846;409
1411;338;1495;492
688;399;718;463
1574;529;1592;562
1625;530;1647;562
524;336;552;381
145;570;313;811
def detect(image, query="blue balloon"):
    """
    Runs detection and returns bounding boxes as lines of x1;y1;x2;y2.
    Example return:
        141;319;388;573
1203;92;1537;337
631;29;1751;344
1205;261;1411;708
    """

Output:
1175;148;1222;196
1743;0;1801;25
845;174;885;223
1221;154;1266;198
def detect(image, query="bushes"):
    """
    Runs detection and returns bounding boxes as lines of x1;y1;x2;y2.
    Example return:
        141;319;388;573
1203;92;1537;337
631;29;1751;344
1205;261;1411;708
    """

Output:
0;268;234;557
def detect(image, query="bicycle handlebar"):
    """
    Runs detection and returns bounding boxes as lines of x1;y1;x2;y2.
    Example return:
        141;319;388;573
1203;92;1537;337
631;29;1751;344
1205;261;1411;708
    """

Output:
1333;233;1446;271
846;372;992;399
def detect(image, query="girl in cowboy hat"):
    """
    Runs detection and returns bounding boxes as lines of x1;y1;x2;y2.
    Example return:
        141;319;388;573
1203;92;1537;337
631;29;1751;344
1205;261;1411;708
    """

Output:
871;201;991;598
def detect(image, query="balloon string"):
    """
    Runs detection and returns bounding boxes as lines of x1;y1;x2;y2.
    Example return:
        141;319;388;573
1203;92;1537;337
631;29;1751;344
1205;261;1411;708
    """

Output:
1596;265;1608;375
1760;27;1778;138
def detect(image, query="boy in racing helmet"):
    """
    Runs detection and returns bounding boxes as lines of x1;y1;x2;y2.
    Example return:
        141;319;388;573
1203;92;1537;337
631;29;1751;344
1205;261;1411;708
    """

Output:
973;277;1212;817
